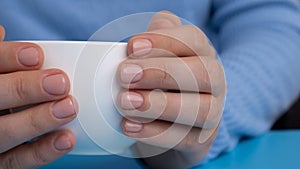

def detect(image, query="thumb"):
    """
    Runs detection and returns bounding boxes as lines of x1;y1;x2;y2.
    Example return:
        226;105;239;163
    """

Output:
147;11;182;31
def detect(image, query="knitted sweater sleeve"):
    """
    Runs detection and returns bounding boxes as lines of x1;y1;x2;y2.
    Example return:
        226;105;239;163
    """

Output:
196;0;300;166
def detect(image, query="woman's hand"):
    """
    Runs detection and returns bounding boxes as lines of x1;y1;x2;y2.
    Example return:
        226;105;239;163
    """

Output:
117;12;226;169
0;26;77;169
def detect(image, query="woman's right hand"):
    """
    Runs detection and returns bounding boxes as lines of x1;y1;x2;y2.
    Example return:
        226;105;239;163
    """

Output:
0;25;78;169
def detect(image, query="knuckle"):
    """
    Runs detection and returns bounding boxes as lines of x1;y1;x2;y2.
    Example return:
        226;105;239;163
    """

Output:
157;63;173;86
32;145;50;166
206;96;222;128
196;58;211;92
183;139;197;152
9;73;29;102
182;129;201;151
185;25;203;36
201;69;211;92
185;25;206;47
0;153;22;169
28;110;46;135
210;60;226;95
201;58;224;94
196;95;212;127
214;61;224;82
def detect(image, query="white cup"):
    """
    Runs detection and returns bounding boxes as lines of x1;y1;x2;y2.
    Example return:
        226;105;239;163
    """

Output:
29;41;135;155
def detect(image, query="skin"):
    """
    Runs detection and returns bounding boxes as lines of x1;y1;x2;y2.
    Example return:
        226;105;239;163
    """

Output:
117;11;226;169
0;11;225;169
0;25;77;169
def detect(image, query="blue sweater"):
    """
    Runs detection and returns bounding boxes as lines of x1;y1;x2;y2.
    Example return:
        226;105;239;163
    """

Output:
1;0;300;167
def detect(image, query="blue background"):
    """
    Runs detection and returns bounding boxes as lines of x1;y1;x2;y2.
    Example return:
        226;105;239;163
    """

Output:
41;130;300;169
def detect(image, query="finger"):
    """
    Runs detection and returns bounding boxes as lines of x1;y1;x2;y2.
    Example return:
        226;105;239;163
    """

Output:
0;42;44;73
0;130;75;169
147;11;181;31
127;25;215;58
0;96;78;153
128;11;180;58
0;25;5;41
122;119;217;153
118;90;222;128
118;56;225;95
0;69;70;110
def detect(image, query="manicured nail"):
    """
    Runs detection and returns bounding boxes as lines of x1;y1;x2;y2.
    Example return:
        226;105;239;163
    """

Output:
121;92;143;110
42;74;66;95
54;135;72;150
18;47;39;67
52;97;78;119
133;38;152;57
120;64;143;83
124;120;143;133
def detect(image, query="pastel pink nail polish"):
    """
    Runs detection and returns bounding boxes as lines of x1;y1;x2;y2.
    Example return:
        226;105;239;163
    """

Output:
54;135;72;150
124;120;143;133
120;64;143;84
121;92;143;110
133;38;152;57
18;47;39;66
52;97;78;119
42;74;66;95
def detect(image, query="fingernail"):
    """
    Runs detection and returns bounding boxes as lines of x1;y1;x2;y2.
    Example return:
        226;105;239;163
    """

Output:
18;47;39;67
54;135;72;150
133;38;152;57
120;64;143;83
124;120;143;133
52;97;78;119
42;74;66;95
151;18;177;29
121;92;143;110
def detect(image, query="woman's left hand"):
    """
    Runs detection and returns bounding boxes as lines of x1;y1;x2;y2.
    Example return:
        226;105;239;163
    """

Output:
117;11;226;169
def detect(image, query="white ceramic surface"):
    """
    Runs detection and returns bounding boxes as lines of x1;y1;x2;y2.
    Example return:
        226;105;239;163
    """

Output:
30;41;135;155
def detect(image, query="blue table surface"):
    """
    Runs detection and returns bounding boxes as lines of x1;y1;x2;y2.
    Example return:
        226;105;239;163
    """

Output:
41;130;300;169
